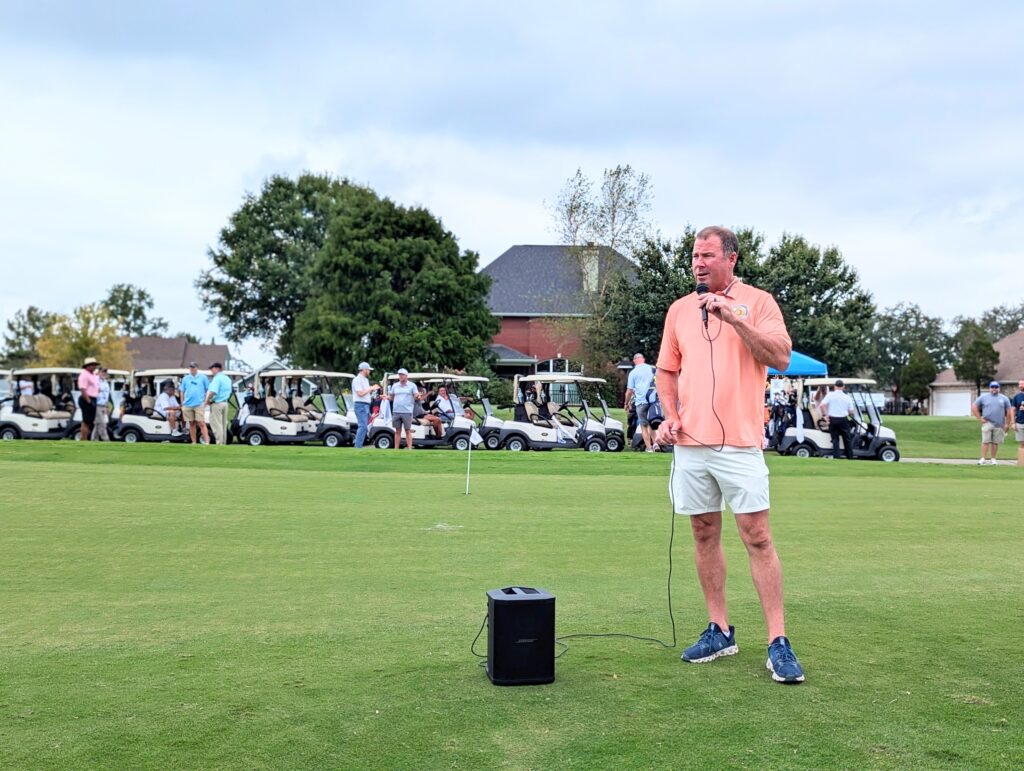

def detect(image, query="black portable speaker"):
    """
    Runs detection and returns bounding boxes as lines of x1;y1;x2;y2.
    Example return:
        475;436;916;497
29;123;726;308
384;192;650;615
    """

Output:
486;586;555;686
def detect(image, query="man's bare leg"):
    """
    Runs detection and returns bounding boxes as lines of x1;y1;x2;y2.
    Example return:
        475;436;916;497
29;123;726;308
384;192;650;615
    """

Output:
690;512;729;631
735;510;785;642
641;424;653;450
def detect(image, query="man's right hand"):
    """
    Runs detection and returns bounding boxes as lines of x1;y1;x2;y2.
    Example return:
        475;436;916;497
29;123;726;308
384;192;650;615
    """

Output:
656;418;680;447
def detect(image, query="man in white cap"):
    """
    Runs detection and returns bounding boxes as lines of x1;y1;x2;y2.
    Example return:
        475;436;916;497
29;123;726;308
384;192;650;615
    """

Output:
972;381;1012;465
387;368;420;450
78;357;101;441
352;361;382;448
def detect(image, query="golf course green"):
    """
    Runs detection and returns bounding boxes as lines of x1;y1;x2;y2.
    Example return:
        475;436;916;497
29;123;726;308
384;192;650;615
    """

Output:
1;434;1020;769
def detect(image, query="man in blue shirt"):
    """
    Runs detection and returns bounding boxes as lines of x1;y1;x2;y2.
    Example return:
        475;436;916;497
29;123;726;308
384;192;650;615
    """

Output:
203;362;233;446
972;381;1012;465
179;361;210;445
624;353;656;451
1012;379;1024;461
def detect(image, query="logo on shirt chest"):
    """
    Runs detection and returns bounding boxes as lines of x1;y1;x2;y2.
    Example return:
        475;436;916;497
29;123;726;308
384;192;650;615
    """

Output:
731;304;750;319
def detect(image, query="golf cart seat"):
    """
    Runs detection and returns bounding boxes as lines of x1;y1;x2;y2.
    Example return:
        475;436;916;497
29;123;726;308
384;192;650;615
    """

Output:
139;396;166;420
524;401;555;428
18;394;71;420
267;396;306;423
545;402;576;427
289;396;322;421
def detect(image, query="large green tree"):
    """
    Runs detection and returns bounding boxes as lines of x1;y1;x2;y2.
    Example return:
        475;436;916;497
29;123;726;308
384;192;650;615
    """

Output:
900;344;938;404
197;173;367;357
291;192;498;372
742;233;876;376
1;306;58;368
873;303;951;397
103;283;168;337
953;320;1000;393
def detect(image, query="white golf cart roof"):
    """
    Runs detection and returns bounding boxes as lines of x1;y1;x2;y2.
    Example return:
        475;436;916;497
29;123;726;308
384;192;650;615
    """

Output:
255;369;355;379
12;367;85;376
520;373;607;384
385;372;487;382
802;378;877;387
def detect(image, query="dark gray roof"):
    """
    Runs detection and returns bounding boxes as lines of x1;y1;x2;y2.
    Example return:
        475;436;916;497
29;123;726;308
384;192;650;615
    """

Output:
488;343;537;364
482;244;636;316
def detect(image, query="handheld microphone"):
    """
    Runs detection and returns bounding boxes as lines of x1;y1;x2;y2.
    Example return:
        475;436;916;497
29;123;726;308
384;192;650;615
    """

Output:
696;283;709;328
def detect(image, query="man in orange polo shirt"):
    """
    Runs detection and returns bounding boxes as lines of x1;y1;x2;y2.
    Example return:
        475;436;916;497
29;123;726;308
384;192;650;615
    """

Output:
656;225;804;684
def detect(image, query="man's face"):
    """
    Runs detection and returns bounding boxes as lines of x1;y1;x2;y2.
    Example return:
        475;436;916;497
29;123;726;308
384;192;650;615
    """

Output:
189;366;198;376
1018;379;1024;391
990;385;1000;396
633;355;644;366
399;374;408;384
692;235;737;292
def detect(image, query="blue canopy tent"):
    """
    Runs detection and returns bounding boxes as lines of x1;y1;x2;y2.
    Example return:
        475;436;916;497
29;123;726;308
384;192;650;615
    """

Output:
768;351;827;377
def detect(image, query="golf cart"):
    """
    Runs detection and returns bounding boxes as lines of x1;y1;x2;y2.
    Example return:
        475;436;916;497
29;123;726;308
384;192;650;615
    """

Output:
117;369;245;444
233;370;323;446
0;370;10;401
365;372;483;450
775;378;900;462
577;376;626;452
231;369;354;448
0;368;80;440
495;374;609;452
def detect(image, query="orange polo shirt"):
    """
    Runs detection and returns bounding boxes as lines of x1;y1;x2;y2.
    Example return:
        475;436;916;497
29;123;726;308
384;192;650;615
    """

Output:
658;280;790;448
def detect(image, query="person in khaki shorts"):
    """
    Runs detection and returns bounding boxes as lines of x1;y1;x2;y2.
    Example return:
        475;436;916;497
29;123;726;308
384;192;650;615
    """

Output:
179;362;210;445
656;225;804;684
204;362;232;445
971;381;1012;466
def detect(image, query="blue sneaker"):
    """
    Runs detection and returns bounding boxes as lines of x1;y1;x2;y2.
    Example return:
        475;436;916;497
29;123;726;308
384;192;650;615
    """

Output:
681;622;738;663
766;636;805;683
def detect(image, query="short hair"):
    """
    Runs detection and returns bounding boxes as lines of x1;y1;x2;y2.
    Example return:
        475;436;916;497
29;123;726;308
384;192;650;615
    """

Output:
696;226;739;259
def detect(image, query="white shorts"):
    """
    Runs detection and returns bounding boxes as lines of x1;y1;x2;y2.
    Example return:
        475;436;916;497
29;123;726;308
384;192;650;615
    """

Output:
670;445;770;516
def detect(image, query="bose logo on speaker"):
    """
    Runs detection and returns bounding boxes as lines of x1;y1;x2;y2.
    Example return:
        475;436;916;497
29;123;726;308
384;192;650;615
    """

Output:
515;638;537;644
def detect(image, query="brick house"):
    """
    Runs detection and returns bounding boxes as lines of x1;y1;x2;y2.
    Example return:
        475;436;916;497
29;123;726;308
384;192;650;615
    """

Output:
481;244;635;376
928;328;1024;415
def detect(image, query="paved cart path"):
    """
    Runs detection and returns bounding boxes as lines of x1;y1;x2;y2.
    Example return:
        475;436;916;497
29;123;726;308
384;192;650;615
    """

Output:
903;457;1021;466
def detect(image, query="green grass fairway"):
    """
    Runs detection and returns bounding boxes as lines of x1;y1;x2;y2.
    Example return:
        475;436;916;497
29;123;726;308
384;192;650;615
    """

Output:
885;415;1022;460
2;443;1021;769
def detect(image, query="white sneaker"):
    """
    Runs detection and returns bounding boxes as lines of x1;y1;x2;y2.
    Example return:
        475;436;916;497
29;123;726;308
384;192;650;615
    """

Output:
172;429;182;437
977;459;986;465
645;447;655;453
988;459;999;466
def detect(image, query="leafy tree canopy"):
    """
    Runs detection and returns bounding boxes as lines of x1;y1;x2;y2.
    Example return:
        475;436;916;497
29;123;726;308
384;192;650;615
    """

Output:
1;306;58;369
900;344;938;402
291;191;498;372
953;320;1000;392
742;233;876;376
33;304;133;370
103;283;168;337
873;303;951;394
198;173;369;357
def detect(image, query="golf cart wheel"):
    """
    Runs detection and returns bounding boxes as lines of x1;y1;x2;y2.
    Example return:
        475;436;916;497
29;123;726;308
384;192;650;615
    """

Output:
484;434;501;450
505;436;526;452
121;429;141;444
323;431;343;448
605;435;623;452
585;439;604;453
374;433;394;450
245;430;267;447
0;426;19;441
453;435;471;451
878;446;900;463
792;443;814;458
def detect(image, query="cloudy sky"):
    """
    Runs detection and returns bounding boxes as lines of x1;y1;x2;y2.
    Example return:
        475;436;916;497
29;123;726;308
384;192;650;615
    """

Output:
2;1;1021;365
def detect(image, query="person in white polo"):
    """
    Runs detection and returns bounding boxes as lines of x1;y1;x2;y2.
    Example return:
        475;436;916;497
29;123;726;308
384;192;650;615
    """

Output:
819;379;856;459
352;362;381;448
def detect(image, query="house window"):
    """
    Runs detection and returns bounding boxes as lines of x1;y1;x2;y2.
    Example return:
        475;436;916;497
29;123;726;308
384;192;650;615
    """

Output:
536;358;582;374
